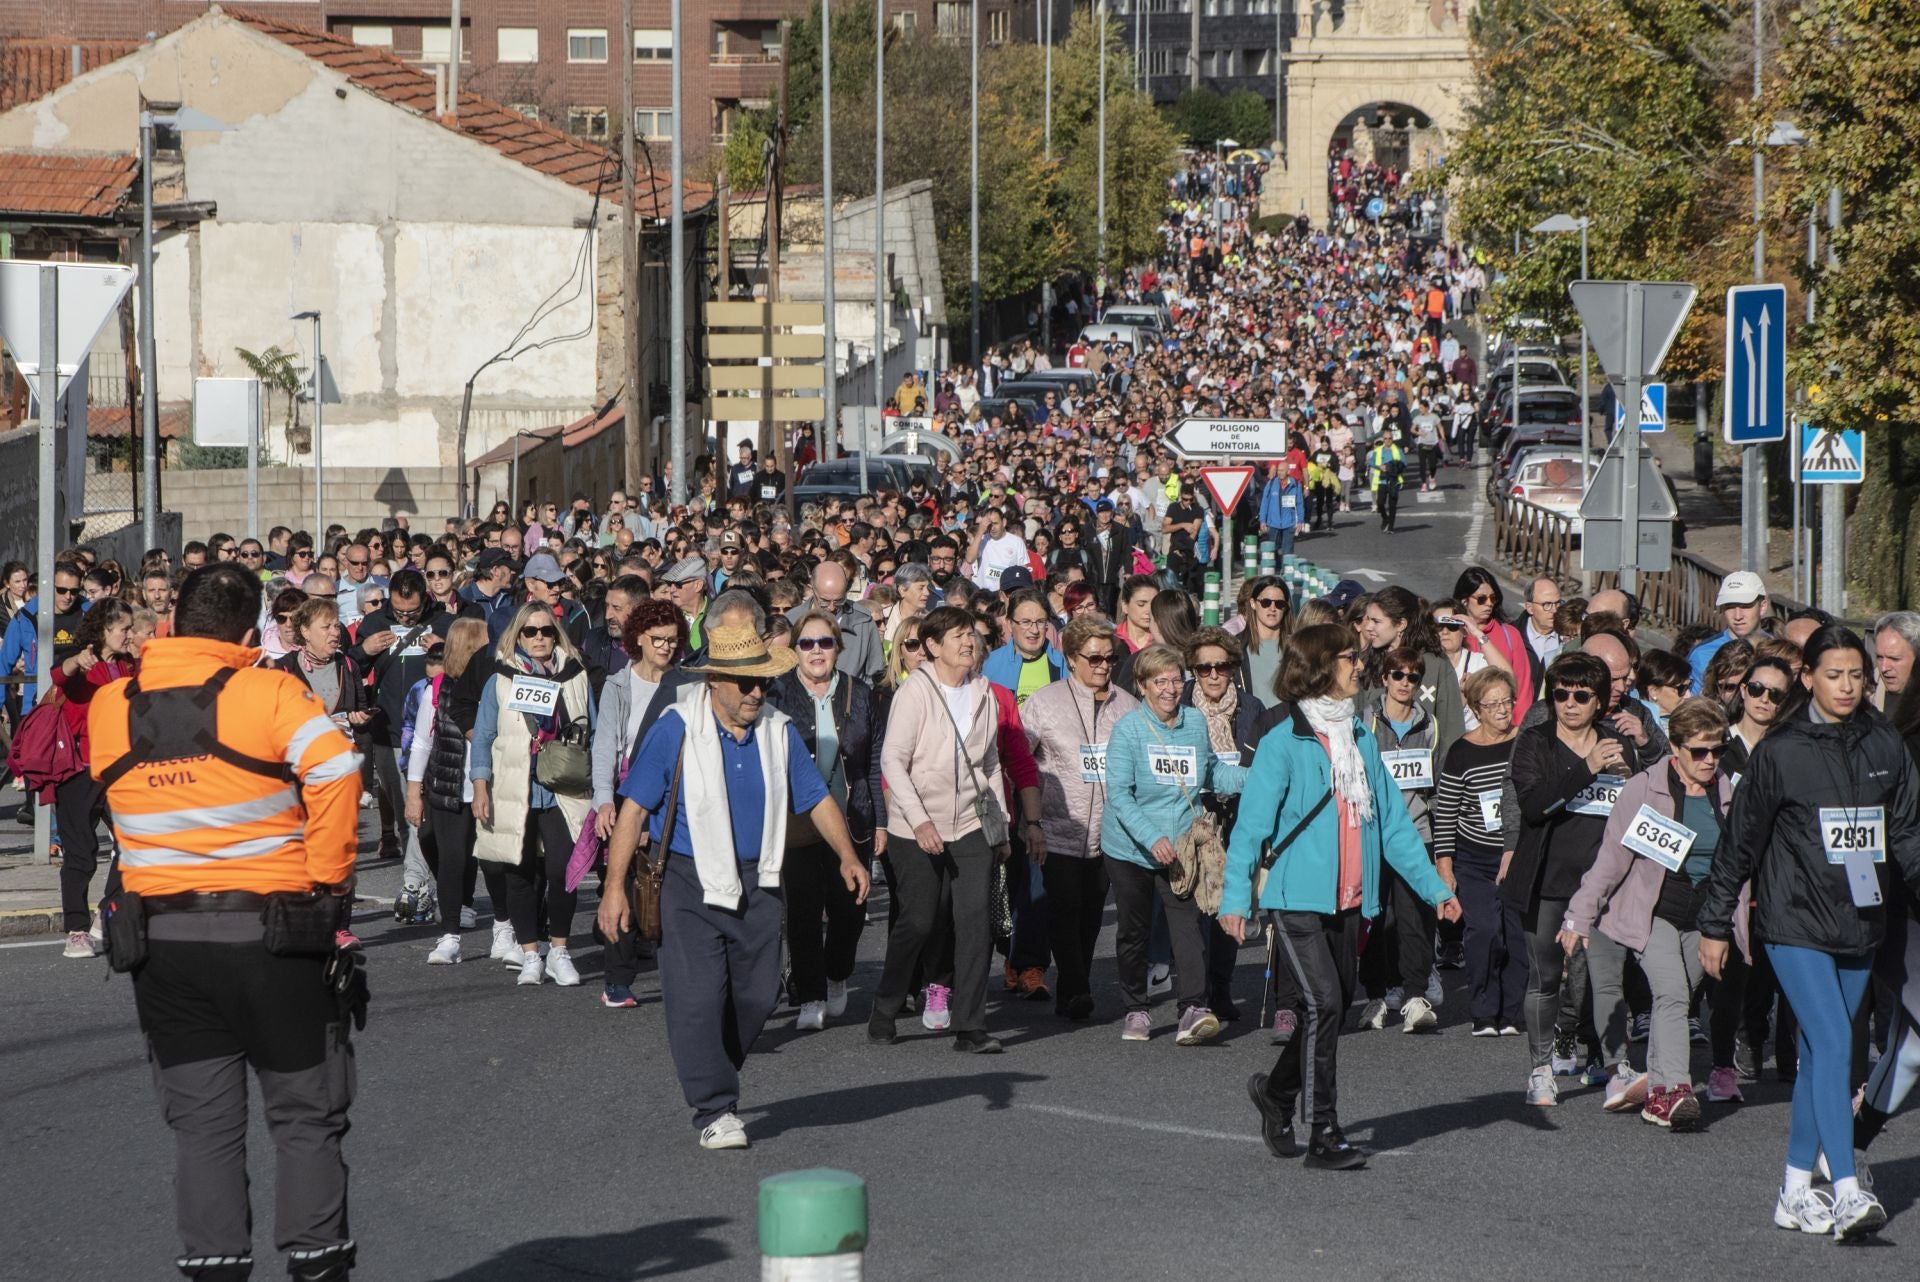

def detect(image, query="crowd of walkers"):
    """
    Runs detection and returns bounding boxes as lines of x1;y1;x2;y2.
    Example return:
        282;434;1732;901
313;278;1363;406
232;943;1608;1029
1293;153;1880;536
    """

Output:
17;166;1920;1245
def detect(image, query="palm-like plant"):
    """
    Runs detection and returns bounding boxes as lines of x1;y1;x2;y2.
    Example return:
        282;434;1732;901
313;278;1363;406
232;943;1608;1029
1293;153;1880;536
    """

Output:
235;344;307;455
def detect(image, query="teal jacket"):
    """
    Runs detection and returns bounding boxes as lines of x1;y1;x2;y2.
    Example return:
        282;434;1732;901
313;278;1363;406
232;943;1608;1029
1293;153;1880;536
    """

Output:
1099;704;1247;870
1221;704;1452;918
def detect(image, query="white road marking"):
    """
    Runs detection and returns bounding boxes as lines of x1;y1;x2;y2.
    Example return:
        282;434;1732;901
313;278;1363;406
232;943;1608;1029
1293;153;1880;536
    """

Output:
0;937;66;950
1022;1102;1261;1144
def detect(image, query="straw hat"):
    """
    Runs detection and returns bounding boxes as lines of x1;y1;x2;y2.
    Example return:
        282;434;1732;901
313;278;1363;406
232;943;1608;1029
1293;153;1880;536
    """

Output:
686;624;797;681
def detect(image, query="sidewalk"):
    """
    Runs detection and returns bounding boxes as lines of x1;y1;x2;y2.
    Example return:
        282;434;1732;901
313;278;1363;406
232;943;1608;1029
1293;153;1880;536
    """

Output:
0;786;60;937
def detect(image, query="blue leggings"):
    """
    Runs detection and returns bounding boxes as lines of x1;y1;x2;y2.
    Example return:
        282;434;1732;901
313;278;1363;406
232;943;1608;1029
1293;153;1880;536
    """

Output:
1766;943;1872;1180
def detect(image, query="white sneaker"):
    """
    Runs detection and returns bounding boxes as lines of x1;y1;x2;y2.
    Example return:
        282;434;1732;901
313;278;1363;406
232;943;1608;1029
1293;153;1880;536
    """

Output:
826;980;849;1017
460;905;478;929
88;910;104;944
516;952;546;986
1526;1066;1559;1107
62;931;98;959
1359;999;1389;1030
490;921;516;962
546;947;581;986
1831;1187;1887;1241
427;933;462;965
699;1112;749;1150
796;1000;827;1031
1147;963;1171;995
1774;1185;1836;1235
1399;995;1439;1033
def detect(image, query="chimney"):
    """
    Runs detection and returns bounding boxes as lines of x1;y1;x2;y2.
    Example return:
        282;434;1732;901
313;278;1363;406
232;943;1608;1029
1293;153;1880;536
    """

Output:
71;44;82;78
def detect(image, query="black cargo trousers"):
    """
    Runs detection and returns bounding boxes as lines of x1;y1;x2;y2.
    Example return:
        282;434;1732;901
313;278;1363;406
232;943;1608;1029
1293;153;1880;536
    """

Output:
133;910;356;1281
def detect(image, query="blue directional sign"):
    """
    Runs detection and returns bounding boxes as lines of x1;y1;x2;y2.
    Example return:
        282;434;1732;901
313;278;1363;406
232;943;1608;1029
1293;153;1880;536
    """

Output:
1611;381;1667;434
1365;197;1385;222
1724;283;1787;445
1799;424;1865;485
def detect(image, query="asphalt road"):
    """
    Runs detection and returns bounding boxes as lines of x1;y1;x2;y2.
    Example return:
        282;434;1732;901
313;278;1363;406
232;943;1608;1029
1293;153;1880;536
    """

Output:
6;468;1917;1279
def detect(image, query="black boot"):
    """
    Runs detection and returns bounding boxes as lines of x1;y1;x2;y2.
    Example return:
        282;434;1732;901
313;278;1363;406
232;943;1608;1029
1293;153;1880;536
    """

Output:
1247;1073;1298;1158
953;1030;1004;1054
1304;1123;1368;1171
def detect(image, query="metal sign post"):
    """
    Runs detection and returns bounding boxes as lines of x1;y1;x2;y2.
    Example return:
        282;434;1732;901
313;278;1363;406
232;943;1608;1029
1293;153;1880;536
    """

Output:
34;268;54;864
1619;285;1644;593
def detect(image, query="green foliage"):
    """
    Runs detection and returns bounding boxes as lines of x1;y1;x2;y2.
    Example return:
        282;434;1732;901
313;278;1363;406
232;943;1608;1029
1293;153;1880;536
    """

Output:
1170;88;1229;148
1222;90;1273;150
234;344;303;449
177;441;251;470
720;115;772;194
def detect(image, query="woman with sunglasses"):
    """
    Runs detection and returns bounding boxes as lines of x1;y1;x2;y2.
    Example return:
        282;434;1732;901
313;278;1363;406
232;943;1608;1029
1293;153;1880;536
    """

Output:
1227;576;1291;710
472;603;597;988
1700;626;1920;1239
50;599;137;957
1724;655;1793;776
1635;650;1693;739
1103;643;1248;1045
1700;639;1758;724
1023;616;1137;1020
1561;697;1740;1131
1508;651;1651;1107
1221;625;1462;1169
767;612;887;1031
260;586;307;662
1453;568;1536;720
1434;667;1526;1036
1355;645;1447;1033
1359;586;1470;754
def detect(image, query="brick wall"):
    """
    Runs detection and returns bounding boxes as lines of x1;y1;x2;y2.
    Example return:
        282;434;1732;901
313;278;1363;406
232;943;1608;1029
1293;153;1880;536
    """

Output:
161;465;464;544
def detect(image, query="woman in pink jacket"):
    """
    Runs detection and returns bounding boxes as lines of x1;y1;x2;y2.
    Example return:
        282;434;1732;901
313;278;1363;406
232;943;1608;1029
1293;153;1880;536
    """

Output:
1455;568;1536;718
1560;697;1745;1131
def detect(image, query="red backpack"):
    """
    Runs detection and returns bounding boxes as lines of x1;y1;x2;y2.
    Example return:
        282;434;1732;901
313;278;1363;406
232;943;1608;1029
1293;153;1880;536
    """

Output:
8;696;85;802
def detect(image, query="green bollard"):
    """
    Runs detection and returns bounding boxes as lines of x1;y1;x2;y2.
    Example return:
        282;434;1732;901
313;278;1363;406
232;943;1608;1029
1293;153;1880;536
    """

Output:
759;1169;868;1280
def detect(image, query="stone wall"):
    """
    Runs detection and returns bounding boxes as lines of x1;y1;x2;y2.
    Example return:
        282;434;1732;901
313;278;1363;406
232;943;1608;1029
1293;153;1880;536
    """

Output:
161;466;464;544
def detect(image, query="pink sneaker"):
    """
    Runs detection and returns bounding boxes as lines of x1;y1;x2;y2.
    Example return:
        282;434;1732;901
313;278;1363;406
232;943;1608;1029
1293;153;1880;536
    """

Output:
920;983;952;1031
1706;1066;1743;1103
334;928;363;951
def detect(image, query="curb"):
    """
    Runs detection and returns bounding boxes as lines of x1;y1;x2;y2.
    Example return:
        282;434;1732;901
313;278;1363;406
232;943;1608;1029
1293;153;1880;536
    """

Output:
0;907;60;939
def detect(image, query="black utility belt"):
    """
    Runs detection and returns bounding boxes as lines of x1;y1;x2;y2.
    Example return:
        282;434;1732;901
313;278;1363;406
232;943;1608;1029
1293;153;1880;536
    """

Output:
143;890;271;916
124;889;343;957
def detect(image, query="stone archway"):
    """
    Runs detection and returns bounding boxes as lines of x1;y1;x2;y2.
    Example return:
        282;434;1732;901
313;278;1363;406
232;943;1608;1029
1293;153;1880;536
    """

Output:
1270;0;1472;225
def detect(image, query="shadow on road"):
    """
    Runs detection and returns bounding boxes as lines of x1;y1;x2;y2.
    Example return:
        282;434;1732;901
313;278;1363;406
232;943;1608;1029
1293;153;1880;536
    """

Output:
1353;1089;1561;1149
424;1214;733;1280
746;1070;1047;1140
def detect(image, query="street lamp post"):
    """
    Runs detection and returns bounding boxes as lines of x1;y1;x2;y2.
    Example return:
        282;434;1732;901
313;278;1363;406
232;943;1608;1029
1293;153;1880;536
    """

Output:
1097;2;1108;290
821;0;838;462
969;0;980;369
1214;137;1240;243
1531;214;1591;480
669;0;686;505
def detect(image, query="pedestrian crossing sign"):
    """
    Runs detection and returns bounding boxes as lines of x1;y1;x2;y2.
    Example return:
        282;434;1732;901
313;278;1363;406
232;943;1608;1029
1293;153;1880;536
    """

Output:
1799;425;1864;485
1611;382;1666;433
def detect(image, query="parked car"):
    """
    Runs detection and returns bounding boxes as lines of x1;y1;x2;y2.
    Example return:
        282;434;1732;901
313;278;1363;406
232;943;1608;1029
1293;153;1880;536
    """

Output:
1491;426;1584;491
1098;304;1170;335
1024;367;1102;397
1506;450;1592;521
793;459;878;506
1488;387;1585;450
1077;322;1145;353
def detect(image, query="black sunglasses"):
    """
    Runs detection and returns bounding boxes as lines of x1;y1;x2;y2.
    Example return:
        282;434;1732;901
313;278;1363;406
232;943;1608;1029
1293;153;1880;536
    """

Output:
902;637;924;652
1385;669;1421;683
1255;596;1288;610
1550;688;1597;706
521;625;559;640
1743;680;1787;705
725;675;770;692
1193;661;1235;677
1436;620;1466;632
794;636;836;652
1685;743;1729;761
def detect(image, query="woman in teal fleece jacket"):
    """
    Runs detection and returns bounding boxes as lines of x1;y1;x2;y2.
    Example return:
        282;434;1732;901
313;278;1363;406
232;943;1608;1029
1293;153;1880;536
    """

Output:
1101;643;1247;1045
1218;623;1462;1170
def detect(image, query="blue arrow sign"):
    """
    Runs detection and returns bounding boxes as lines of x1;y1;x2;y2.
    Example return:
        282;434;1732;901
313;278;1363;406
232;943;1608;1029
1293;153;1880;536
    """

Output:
1611;382;1667;433
1799;424;1864;484
1724;284;1787;444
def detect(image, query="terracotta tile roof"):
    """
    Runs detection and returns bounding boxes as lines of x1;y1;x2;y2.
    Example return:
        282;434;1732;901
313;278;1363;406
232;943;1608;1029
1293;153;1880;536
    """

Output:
86;402;189;440
224;9;705;214
0;150;137;219
0;37;143;112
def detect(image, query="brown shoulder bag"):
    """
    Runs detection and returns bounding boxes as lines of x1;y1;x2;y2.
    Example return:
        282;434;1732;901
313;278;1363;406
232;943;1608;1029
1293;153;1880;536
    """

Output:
629;746;684;943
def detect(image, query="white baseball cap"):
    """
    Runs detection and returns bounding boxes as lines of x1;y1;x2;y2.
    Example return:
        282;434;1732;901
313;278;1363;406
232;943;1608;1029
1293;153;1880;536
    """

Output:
1716;571;1767;607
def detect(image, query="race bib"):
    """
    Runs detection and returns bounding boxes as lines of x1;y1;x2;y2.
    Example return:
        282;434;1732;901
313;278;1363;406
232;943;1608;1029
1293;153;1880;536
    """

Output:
1079;743;1109;783
1477;789;1502;829
760;484;778;500
1281;495;1297;510
1147;744;1198;788
1570;774;1625;817
1215;750;1242;772
1622;804;1696;873
506;675;561;717
1820;806;1886;865
397;639;431;658
1381;748;1433;792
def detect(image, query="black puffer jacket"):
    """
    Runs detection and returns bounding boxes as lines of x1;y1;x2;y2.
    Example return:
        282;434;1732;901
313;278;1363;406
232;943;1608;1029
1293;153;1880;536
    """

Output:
1700;705;1920;956
424;686;470;814
766;671;887;842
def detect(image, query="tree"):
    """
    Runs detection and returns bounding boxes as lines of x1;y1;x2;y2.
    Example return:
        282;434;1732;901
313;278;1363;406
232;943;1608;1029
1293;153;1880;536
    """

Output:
235;344;303;457
1221;90;1272;150
1171;87;1229;148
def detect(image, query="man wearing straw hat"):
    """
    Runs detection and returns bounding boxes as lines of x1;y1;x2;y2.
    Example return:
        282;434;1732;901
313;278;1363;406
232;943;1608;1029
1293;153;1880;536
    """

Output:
600;612;870;1151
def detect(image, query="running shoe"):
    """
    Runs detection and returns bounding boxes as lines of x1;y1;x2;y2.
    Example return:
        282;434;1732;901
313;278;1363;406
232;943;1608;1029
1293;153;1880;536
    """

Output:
459;905;478;929
1175;1006;1221;1045
1063;993;1095;1021
796;1000;827;1031
1435;940;1466;971
409;892;438;926
1471;1018;1501;1037
426;933;462;965
1304;1125;1368;1171
1019;967;1052;1002
953;1031;1004;1054
699;1113;749;1151
392;890;416;925
1580;1060;1611;1088
602;984;638;1009
1004;960;1023;992
1499;1024;1523;1036
921;984;952;1031
1774;1185;1836;1235
1550;1032;1579;1076
1526;1066;1559;1107
1425;972;1445;1005
333;928;363;951
1384;985;1406;1013
546;947;580;986
1640;1084;1700;1131
516;951;546;986
88;910;104;945
1688;1017;1708;1045
826;980;850;1017
1122;1010;1152;1042
1706;1066;1743;1103
1271;1009;1298;1045
1247;1073;1299;1158
490;920;516;962
1358;999;1389;1031
62;931;97;959
1399;996;1439;1034
1814;1150;1876;1195
1629;1011;1650;1043
1603;1066;1649;1112
1830;1188;1887;1242
1147;963;1172;995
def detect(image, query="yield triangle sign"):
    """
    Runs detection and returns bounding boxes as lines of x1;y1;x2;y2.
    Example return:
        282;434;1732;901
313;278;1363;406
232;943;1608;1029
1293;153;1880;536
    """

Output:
1201;465;1256;513
0;261;138;399
1568;280;1697;382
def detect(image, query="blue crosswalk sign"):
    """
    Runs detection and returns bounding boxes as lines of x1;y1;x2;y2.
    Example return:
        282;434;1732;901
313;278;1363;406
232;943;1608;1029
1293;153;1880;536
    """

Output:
1724;284;1787;444
1800;425;1864;484
1612;382;1666;433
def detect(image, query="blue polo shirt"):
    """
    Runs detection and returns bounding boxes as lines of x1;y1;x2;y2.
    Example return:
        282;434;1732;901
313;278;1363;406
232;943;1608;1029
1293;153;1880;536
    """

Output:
619;708;830;861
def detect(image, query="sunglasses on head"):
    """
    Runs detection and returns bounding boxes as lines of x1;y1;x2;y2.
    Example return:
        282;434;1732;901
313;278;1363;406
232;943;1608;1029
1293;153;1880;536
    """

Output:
1743;680;1787;705
1685;742;1729;761
794;636;836;652
521;624;559;640
1551;688;1597;706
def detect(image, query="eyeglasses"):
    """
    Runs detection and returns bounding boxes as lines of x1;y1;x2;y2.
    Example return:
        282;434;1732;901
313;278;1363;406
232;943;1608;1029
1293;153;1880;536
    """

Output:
521;625;559;640
1476;697;1516;713
1550;688;1597;706
1385;669;1420;683
239;549;264;559
1336;649;1360;663
794;636;837;652
1743;681;1787;705
1013;616;1048;629
344;557;369;567
52;584;80;596
1529;598;1562;610
1684;742;1729;761
643;632;677;651
1145;674;1185;690
1194;661;1235;676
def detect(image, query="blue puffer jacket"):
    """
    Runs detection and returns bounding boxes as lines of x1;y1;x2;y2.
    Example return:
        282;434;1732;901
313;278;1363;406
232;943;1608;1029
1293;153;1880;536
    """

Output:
1221;704;1452;919
1257;476;1306;532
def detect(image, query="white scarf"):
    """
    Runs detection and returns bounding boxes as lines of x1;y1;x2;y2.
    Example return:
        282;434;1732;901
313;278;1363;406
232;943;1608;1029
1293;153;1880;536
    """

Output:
1301;695;1372;822
677;682;791;910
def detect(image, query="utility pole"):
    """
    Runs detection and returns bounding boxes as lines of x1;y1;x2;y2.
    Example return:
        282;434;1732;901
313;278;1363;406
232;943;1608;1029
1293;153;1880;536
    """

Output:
867;0;882;497
821;0;838;461
1190;0;1200;90
968;0;980;369
1744;0;1766;574
1097;0;1108;290
138;112;159;550
1820;186;1843;614
769;20;791;483
669;0;686;505
620;0;642;494
1041;0;1053;354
